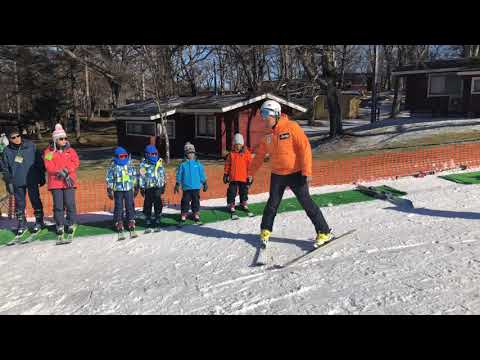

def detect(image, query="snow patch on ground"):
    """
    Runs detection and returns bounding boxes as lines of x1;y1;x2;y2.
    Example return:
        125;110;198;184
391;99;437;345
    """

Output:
2;167;480;314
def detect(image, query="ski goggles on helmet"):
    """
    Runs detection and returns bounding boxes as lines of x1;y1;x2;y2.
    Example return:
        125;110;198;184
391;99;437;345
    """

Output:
118;153;129;160
146;152;158;157
260;108;277;119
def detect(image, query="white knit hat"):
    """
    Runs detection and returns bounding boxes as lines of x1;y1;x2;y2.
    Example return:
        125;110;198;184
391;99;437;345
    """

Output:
52;123;67;143
233;133;244;146
184;142;195;154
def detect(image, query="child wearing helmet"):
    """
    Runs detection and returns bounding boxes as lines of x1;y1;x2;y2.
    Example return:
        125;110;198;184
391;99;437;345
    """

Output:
223;133;253;217
174;142;208;225
106;147;139;238
138;144;166;232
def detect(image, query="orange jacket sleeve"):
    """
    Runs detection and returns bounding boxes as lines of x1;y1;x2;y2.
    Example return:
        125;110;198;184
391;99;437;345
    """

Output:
248;139;268;177
292;123;312;177
224;152;231;175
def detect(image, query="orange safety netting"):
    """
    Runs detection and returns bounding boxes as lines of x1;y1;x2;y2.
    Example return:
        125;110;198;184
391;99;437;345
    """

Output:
13;142;480;218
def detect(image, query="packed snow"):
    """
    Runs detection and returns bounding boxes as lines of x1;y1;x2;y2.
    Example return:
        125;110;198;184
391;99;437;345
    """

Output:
1;167;480;314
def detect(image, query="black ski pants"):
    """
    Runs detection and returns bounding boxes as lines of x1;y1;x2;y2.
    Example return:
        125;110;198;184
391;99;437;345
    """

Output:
143;187;163;219
226;181;249;205
260;172;330;234
181;190;200;215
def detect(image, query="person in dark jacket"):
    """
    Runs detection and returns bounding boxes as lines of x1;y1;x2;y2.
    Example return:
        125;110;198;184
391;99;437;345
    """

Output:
1;127;46;235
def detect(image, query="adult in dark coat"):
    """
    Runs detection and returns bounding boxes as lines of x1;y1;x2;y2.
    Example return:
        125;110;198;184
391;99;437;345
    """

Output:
1;128;46;234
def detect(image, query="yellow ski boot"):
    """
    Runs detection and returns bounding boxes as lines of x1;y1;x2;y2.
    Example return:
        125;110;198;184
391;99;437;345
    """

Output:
314;232;333;248
260;229;271;245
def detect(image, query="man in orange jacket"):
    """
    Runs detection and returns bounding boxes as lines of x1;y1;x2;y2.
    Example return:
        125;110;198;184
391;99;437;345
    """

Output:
224;133;252;217
248;100;331;248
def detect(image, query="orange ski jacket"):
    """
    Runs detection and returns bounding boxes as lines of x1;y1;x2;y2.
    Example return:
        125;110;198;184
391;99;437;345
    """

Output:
248;115;312;177
224;147;252;182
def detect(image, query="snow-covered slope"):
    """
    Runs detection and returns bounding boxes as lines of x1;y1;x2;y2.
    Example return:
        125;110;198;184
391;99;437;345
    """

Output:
1;169;480;314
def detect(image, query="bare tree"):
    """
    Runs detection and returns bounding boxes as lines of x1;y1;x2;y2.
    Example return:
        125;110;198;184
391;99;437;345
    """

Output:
296;45;342;136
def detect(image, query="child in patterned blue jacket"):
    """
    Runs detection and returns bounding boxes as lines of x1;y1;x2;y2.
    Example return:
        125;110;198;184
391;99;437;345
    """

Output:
139;144;166;231
106;147;139;235
174;142;208;224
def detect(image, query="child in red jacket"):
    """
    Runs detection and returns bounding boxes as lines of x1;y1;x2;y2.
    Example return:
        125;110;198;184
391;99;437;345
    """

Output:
223;133;253;218
43;124;80;244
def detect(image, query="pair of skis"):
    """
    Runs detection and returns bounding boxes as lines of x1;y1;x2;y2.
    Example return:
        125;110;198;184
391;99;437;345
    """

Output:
356;185;414;209
231;206;254;220
117;228;138;241
56;225;77;246
6;227;49;246
256;229;357;270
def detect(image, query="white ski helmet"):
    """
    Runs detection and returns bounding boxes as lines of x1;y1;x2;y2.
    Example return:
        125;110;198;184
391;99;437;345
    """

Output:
260;100;282;118
233;133;244;146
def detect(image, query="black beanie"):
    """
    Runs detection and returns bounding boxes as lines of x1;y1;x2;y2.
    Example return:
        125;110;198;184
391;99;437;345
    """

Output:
6;127;21;138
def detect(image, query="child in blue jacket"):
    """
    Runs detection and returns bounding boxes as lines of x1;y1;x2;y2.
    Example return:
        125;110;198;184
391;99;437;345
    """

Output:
106;147;139;236
174;142;208;224
139;144;166;231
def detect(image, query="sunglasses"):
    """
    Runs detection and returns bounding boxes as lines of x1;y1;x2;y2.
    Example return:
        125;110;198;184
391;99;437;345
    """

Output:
57;137;68;141
146;152;158;157
9;134;21;140
118;153;129;160
260;109;275;119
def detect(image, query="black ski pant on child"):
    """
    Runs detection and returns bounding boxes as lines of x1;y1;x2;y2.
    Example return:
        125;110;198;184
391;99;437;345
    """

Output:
227;181;249;206
260;172;330;234
181;189;200;215
113;190;135;224
143;187;163;219
51;188;76;228
14;184;43;220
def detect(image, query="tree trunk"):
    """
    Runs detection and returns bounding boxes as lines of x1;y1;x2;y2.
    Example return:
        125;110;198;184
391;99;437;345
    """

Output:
71;66;81;138
141;72;146;100
85;63;90;123
161;118;170;164
322;47;343;137
327;86;342;137
339;45;347;89
390;46;405;118
14;61;21;123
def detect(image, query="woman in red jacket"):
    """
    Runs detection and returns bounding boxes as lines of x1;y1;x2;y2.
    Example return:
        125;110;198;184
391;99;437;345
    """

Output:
43;123;80;244
223;133;253;218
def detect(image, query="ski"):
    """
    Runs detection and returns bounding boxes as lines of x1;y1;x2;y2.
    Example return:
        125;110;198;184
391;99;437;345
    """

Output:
356;185;413;209
268;229;357;270
239;206;254;217
64;225;77;244
56;232;68;246
117;229;126;241
20;227;48;244
6;229;30;246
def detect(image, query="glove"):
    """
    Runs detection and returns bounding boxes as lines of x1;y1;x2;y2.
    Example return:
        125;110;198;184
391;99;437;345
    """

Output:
64;175;74;188
203;182;208;192
246;176;253;186
56;169;68;179
107;188;114;200
174;183;180;194
134;187;139;197
6;183;14;195
223;174;229;184
140;188;145;197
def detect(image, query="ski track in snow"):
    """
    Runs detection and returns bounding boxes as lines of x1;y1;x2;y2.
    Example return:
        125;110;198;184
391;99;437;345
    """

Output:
2;167;480;314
